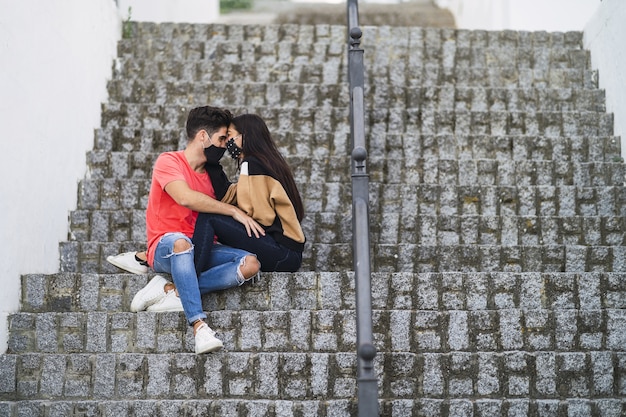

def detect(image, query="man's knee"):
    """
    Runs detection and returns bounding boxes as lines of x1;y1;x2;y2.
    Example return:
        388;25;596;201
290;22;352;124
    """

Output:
240;255;260;279
173;238;192;253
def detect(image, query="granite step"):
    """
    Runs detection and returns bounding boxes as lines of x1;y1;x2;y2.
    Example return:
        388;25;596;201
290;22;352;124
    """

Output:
364;42;590;71
0;351;361;401
99;104;614;137
118;27;588;51
73;180;626;216
92;128;622;163
117;36;345;63
275;1;456;27
365;243;626;273
369;86;605;112
1;350;624;402
119;22;346;46
376;65;598;90
121;23;585;50
85;152;626;186
98;102;350;134
66;210;352;243
73;179;350;211
105;80;606;113
92;128;348;157
118;32;591;72
57;241;626;274
58;241;351;273
365;109;613;137
7;306;626;355
370;214;626;246
365;134;622;163
19;271;626;313
66;206;626;256
1;398;625;417
369;183;626;217
67;208;626;246
0;399;359;417
114;57;598;89
115;57;350;85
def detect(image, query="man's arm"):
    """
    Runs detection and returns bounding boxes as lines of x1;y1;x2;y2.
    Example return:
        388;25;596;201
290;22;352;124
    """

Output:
165;180;265;238
205;162;232;201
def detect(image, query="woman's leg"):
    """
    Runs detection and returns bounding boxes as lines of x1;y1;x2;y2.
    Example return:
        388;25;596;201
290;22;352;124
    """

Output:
192;212;217;274
194;213;302;272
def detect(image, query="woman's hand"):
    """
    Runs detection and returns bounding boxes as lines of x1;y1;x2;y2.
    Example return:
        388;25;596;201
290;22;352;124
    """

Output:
232;208;266;238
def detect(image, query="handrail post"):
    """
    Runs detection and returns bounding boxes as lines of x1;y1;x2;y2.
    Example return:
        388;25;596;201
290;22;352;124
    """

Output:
347;3;379;415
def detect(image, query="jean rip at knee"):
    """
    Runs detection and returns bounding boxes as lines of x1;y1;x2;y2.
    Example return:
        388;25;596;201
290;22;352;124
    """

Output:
163;244;194;259
236;255;260;285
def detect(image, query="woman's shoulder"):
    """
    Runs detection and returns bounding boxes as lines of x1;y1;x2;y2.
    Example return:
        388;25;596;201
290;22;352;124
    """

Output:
242;156;268;175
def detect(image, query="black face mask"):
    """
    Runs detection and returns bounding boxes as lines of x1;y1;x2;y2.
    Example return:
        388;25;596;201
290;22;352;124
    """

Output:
226;137;243;160
204;145;226;165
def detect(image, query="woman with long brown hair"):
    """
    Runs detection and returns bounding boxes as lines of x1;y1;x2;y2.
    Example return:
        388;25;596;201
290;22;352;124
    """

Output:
192;113;305;274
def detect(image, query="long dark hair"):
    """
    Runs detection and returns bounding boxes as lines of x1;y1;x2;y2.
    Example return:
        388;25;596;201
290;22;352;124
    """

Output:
232;114;305;221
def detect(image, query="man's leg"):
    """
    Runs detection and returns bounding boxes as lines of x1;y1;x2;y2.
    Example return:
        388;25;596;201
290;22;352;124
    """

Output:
153;233;206;325
130;274;171;312
152;233;223;353
197;244;260;294
192;212;216;275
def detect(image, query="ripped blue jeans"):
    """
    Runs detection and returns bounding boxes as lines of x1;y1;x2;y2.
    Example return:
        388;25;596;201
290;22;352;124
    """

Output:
152;232;253;325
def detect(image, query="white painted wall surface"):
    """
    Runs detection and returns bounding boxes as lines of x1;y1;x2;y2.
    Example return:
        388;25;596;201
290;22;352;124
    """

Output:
584;0;626;157
117;0;219;23
436;0;599;31
0;0;120;352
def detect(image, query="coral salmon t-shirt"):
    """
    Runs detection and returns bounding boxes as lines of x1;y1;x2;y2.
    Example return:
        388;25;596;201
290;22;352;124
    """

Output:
146;151;215;267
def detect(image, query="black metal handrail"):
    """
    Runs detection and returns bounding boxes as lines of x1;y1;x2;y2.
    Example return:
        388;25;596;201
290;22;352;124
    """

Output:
347;0;379;415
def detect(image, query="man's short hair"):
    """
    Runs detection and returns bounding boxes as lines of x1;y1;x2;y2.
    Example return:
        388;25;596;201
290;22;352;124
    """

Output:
186;106;233;139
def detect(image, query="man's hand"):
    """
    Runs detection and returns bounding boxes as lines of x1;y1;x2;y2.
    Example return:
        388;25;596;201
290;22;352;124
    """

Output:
164;179;265;238
232;207;266;238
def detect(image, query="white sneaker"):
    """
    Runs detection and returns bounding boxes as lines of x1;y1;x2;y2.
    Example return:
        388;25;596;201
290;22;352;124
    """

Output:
147;290;184;312
107;251;149;274
130;275;168;312
194;323;223;354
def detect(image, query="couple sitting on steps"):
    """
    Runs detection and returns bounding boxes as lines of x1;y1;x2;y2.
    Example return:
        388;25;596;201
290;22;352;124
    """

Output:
107;106;306;354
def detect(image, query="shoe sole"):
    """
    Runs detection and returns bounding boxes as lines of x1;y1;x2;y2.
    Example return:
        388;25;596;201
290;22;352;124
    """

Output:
130;276;167;312
147;306;184;312
107;255;149;275
195;340;224;354
147;303;184;312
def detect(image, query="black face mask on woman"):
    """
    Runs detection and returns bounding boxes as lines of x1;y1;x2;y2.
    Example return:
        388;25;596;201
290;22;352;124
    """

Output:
204;145;226;165
226;137;243;160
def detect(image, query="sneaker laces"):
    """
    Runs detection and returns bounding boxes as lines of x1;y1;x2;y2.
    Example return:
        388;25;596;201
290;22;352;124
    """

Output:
196;322;217;338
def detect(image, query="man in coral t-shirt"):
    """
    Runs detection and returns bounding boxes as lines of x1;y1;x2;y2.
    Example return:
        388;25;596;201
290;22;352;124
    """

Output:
131;106;264;354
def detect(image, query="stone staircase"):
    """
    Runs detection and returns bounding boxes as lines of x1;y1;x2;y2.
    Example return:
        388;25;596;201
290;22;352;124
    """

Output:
1;22;626;417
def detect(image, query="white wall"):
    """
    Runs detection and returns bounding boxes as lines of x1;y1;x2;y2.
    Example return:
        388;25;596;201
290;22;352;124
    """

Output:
436;0;599;31
584;0;626;157
117;0;219;23
0;0;121;353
